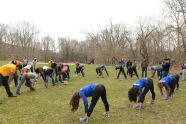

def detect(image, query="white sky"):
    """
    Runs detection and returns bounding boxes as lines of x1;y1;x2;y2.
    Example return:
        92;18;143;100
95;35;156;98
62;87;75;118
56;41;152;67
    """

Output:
0;0;164;41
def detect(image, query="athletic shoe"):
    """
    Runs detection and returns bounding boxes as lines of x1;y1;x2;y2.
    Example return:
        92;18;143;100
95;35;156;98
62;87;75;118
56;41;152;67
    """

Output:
135;105;141;109
103;112;110;117
175;88;179;90
148;101;155;104
44;84;48;88
8;95;17;97
30;88;35;91
80;118;88;123
16;92;20;95
163;97;169;101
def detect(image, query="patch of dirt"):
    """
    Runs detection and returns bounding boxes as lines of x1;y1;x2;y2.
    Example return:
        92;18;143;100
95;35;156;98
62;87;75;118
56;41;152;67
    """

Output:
143;109;160;114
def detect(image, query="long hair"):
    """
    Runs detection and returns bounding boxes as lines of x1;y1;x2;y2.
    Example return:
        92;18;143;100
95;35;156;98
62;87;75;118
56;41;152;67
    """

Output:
158;82;164;88
128;88;139;102
69;92;80;112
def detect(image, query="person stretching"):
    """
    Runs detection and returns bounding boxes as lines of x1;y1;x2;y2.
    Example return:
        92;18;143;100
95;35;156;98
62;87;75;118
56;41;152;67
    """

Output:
96;65;109;78
35;66;55;88
70;83;110;123
116;59;127;79
0;64;22;97
128;78;155;109
158;76;176;101
75;63;85;77
16;72;38;95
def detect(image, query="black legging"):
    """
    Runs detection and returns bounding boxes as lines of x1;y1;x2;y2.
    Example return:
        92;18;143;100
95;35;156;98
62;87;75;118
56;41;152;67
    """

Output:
171;75;180;89
128;66;139;78
141;67;147;77
96;68;102;76
87;84;109;117
169;78;176;96
0;75;14;97
117;67;127;79
139;78;155;103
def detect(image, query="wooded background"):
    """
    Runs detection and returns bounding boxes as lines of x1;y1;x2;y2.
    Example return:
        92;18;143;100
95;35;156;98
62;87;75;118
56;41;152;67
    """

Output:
0;0;185;65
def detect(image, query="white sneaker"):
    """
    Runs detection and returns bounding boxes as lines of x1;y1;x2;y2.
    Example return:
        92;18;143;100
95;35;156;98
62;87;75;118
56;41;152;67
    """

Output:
103;112;110;117
80;118;88;123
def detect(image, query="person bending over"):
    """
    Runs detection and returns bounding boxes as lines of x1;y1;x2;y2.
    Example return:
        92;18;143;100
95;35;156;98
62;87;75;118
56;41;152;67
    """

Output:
0;64;22;97
75;63;85;77
96;65;109;78
16;72;38;95
128;66;139;80
151;63;162;79
70;83;110;123
35;66;56;88
61;65;70;83
128;78;155;109
158;76;176;101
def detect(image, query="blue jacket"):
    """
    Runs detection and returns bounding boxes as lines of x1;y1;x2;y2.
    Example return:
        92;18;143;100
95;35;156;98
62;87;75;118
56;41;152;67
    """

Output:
160;76;172;85
159;76;173;96
119;60;125;68
133;78;148;102
78;83;97;113
169;74;178;79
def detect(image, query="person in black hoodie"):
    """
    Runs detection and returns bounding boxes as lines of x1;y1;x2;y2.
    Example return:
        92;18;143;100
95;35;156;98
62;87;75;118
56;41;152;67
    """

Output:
126;60;132;75
162;58;171;78
141;60;148;77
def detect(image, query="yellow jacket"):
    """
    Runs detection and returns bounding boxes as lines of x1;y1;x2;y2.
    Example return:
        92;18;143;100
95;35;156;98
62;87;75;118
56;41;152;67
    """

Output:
0;64;16;77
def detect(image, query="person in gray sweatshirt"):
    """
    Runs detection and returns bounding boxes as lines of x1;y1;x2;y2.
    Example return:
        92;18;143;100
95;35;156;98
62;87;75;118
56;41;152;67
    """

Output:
16;72;38;95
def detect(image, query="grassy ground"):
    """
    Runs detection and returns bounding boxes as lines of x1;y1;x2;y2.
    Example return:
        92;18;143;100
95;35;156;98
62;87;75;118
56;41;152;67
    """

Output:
0;61;186;124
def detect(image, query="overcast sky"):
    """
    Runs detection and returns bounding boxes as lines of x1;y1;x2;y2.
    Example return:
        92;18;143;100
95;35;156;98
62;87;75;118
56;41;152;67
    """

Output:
0;0;164;40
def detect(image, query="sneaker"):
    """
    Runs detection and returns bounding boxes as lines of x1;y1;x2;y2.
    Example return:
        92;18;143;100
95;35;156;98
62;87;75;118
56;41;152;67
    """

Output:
16;92;21;95
175;88;179;90
163;97;169;101
80;118;88;123
134;105;141;109
9;95;17;97
148;101;155;104
103;112;110;117
44;84;48;88
30;88;35;91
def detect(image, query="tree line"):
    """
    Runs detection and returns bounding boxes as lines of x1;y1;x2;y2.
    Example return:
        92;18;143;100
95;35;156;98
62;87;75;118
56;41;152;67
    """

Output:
0;0;185;65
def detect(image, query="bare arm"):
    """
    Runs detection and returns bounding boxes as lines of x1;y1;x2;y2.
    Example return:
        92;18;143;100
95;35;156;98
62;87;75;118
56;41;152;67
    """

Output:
158;87;163;96
8;73;14;84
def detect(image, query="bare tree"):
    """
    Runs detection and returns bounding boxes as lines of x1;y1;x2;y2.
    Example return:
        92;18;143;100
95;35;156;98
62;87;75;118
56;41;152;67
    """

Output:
42;34;55;62
165;0;186;59
136;18;156;62
0;24;8;59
